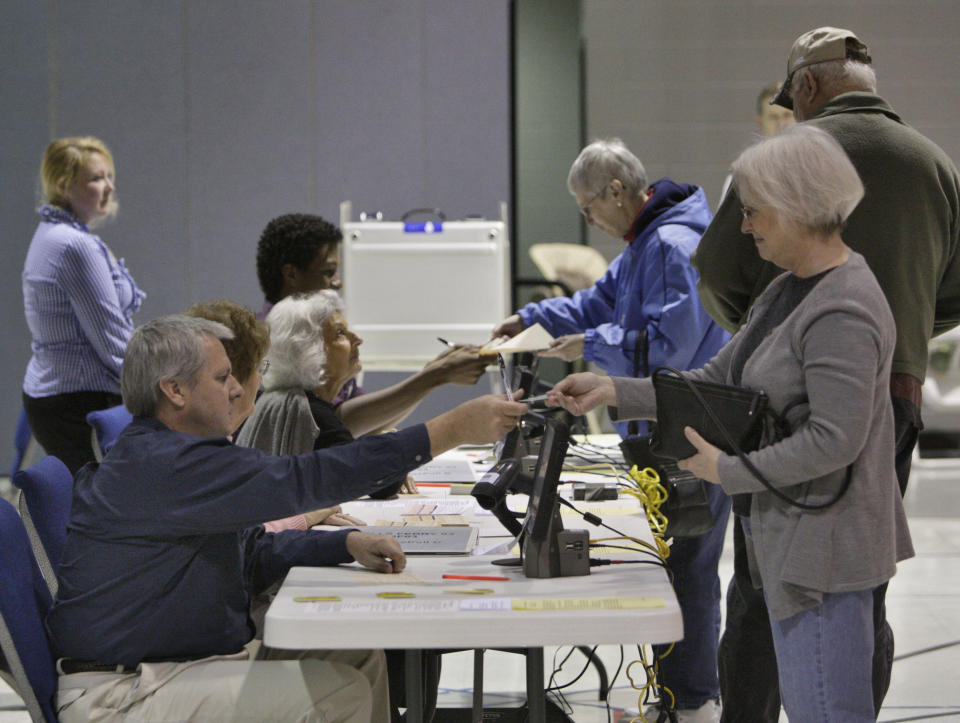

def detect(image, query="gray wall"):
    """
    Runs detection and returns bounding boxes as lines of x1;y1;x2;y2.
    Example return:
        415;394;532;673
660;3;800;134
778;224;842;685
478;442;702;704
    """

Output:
1;0;510;469
580;1;960;261
4;1;960;469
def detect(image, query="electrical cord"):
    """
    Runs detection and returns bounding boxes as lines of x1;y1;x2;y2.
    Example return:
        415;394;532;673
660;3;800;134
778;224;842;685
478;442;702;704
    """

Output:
557;497;666;565
546;645;598;693
563;458;624;478
606;645;624;722
588;544;670;573
625;644;677;723
557;463;678;722
567;437;626;467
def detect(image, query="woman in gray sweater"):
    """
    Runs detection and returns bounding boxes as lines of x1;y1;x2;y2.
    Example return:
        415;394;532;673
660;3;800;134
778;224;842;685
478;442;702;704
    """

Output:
547;125;913;723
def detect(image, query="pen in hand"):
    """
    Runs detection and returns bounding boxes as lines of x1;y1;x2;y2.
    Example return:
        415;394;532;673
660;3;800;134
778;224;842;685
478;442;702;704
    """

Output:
437;337;456;348
497;354;512;399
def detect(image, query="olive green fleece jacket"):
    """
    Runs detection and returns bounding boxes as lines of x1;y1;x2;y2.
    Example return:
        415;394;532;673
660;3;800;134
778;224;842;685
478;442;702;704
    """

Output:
693;92;960;383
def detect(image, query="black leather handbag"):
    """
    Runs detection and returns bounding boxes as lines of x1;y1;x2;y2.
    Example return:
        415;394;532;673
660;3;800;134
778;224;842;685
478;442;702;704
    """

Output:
650;366;769;460
649;366;852;511
619;335;716;538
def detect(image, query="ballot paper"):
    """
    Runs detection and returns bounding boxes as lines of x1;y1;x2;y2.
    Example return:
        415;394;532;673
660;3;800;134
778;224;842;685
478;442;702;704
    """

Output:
409;457;478;483
481;323;555;355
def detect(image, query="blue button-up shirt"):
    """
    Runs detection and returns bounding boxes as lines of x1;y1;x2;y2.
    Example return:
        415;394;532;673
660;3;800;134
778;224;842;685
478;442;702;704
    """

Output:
47;417;431;667
22;205;145;397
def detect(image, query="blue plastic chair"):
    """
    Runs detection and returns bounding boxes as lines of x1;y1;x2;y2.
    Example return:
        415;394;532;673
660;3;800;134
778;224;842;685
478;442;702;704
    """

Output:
13;457;73;595
0;497;58;722
10;408;43;478
85;405;133;460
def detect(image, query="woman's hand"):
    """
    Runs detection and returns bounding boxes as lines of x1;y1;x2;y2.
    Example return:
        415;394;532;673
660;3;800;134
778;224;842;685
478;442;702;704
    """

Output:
545;373;615;414
304;506;367;527
676;426;722;484
491;314;524;339
423;344;489;386
539;333;585;361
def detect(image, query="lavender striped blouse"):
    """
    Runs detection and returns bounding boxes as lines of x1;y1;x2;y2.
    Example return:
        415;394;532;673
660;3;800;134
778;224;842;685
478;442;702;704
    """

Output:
22;205;145;397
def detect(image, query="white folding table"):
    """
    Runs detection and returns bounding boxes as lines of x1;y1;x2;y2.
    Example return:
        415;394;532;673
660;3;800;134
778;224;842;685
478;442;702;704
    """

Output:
264;470;682;722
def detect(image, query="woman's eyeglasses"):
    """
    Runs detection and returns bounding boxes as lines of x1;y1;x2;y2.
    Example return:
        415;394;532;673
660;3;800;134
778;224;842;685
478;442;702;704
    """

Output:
579;188;605;217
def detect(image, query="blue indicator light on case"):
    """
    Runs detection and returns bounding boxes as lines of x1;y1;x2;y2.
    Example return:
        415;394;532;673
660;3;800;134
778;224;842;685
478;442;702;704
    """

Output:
403;221;443;233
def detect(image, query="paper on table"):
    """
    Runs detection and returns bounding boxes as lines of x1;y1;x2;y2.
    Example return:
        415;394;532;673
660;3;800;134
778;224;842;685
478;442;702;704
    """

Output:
511;597;666;611
409;457;477;483
481;323;554;355
306;600;463;614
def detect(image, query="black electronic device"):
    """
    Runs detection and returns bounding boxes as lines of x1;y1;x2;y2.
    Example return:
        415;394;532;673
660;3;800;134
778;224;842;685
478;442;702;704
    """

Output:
497;352;541;462
521;417;590;578
471;458;530;537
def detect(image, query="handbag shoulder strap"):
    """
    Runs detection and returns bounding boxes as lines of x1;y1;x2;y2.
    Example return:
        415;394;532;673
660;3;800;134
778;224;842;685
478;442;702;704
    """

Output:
628;330;651;437
653;366;852;511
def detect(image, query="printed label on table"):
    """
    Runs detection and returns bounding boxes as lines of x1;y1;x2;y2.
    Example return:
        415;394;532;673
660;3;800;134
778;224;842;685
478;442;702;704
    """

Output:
304;599;461;614
511;597;665;611
458;597;513;611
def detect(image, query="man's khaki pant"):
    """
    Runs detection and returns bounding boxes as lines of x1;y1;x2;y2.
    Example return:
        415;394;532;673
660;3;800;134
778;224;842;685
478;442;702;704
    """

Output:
55;641;388;722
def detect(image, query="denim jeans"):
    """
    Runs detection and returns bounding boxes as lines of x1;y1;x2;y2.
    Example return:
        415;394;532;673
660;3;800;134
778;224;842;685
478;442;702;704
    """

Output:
768;588;876;723
719;394;921;721
652;480;730;709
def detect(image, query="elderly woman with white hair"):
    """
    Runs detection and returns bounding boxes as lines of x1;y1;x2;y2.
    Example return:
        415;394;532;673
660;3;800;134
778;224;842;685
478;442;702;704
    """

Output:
547;125;914;723
493;138;730;720
237;290;407;529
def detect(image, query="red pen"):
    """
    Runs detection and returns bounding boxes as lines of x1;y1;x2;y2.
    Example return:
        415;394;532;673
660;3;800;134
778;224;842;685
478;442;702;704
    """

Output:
442;574;510;581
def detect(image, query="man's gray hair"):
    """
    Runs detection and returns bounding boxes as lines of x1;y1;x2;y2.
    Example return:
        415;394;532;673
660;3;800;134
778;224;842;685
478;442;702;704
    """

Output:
791;58;877;99
732;124;864;236
567;138;648;198
122;315;234;417
262;290;345;392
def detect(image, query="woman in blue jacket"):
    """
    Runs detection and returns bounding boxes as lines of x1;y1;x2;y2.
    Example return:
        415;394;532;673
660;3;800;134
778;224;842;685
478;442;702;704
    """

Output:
492;138;728;721
21;137;144;474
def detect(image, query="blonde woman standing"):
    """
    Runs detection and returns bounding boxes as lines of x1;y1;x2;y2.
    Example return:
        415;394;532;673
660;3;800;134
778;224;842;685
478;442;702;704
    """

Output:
22;137;144;473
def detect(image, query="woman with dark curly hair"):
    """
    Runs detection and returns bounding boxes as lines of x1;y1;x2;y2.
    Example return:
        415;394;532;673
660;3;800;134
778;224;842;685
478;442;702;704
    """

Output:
255;213;489;432
256;213;342;319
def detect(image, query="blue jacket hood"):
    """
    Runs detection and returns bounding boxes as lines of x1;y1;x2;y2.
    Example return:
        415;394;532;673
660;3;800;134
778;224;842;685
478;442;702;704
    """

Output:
631;178;711;242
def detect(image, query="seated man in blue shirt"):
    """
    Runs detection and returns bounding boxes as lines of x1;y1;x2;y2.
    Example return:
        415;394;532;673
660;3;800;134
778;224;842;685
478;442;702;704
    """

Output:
47;314;526;723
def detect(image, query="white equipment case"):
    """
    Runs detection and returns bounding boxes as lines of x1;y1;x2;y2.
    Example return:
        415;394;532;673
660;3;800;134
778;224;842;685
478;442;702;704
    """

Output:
339;201;510;369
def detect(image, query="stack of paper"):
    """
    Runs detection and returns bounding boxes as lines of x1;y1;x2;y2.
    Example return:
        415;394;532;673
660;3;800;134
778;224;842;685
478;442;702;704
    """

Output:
480;323;555;355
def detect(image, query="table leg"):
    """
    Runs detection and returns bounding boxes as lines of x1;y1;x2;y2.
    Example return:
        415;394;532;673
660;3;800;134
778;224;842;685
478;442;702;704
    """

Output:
525;647;545;723
472;649;484;722
405;649;424;723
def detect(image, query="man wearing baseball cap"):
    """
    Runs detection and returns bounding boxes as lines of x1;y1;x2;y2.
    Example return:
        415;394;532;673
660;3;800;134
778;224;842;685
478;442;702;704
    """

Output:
693;26;960;721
